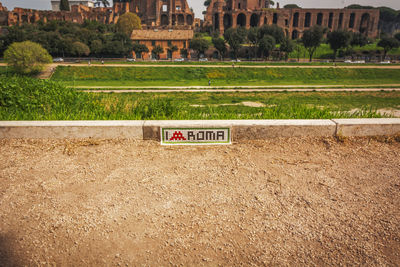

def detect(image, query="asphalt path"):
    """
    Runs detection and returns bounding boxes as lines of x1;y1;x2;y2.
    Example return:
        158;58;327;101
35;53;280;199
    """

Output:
49;63;400;69
2;63;399;70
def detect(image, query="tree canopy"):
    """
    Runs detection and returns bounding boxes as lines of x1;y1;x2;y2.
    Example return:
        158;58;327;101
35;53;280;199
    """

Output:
4;41;52;74
116;12;142;36
378;37;400;59
327;30;352;60
189;37;211;58
301;26;325;62
59;0;70;11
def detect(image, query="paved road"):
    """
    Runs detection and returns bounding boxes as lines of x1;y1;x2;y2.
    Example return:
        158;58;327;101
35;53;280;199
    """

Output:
52;63;400;69
2;62;399;71
80;88;400;93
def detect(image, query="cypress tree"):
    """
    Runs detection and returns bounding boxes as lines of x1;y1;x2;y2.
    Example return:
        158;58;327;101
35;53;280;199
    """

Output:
59;0;70;11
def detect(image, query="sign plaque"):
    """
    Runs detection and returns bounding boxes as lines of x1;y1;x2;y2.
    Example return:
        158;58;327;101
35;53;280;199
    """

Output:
161;128;231;145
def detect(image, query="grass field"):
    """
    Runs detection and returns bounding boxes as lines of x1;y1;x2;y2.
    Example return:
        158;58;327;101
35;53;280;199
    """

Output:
51;66;400;87
2;76;399;120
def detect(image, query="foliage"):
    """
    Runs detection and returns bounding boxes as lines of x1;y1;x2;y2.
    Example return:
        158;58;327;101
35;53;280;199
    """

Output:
301;26;325;62
212;37;227;60
116;12;142;36
189;37;211;58
327;30;352;60
180;48;188;59
0;75;99;120
167;44;179;58
223;27;247;59
284;4;301;8
378;37;400;58
2;77;397;120
259;35;276;59
279;37;294;60
59;0;70;11
351;32;368;47
4;41;52;75
258;24;285;44
51;66;400;87
395;33;400;42
133;43;149;59
152;45;164;60
0;21;133;58
72;41;90;57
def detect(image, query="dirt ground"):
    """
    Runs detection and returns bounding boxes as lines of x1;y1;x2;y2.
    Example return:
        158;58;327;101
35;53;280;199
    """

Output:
0;137;399;266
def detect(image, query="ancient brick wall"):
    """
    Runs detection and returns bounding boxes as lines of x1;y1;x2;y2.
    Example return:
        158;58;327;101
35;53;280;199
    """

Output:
0;0;194;29
205;0;380;38
113;0;194;28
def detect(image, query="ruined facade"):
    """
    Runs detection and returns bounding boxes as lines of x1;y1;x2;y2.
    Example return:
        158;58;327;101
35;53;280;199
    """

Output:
205;0;380;38
113;0;194;28
0;0;194;29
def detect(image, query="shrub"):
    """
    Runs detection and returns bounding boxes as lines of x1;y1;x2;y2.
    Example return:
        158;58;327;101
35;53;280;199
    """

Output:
4;41;52;75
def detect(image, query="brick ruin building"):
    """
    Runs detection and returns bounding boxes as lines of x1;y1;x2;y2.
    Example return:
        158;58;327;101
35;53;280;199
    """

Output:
204;0;380;38
0;0;194;29
113;0;194;28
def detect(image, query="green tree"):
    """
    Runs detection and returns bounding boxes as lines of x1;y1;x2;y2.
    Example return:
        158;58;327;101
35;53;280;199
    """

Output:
180;48;188;59
4;41;52;74
189;37;211;59
327;30;351;61
284;4;301;8
351;32;368;47
59;0;70;11
212;37;227;60
259;35;276;60
90;40;103;57
72;41;90;57
167;44;178;60
378;37;400;59
394;32;400;42
258;24;285;45
132;43;149;59
223;27;247;59
116;12;142;36
247;27;259;59
152;45;164;60
301;25;324;62
279;37;294;61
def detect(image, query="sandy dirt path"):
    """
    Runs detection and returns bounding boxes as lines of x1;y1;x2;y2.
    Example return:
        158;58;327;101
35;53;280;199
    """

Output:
79;88;400;93
0;137;399;266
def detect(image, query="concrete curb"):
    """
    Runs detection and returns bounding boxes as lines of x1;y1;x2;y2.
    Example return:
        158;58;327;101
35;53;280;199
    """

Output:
0;119;399;140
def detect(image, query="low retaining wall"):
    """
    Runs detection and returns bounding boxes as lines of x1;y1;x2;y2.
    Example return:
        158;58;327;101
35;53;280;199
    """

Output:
0;119;399;140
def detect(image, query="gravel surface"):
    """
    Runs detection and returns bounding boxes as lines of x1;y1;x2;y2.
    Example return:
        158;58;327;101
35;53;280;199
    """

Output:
0;137;399;266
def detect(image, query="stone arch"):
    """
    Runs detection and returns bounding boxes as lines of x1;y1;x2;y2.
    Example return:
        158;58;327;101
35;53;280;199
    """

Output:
360;13;370;35
273;13;278;24
237;13;246;27
349;13;356;28
187;14;193;25
161;14;169;26
292;30;298;39
172;14;176;25
264;17;267;25
177;14;184;25
285;29;289;36
293;12;299;27
328;12;333;28
317;13;323;26
214;13;219;30
250;13;259;27
21;15;28;23
304;12;311;27
223;14;232;29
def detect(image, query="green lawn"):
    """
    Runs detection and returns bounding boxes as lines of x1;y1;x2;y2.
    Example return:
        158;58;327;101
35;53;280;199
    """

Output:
2;75;399;120
51;66;400;87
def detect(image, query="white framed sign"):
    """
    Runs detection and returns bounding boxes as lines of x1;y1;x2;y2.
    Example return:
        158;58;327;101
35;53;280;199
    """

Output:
161;128;231;145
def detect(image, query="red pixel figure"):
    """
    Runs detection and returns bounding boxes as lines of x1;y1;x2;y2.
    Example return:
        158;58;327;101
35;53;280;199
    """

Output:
170;131;187;141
